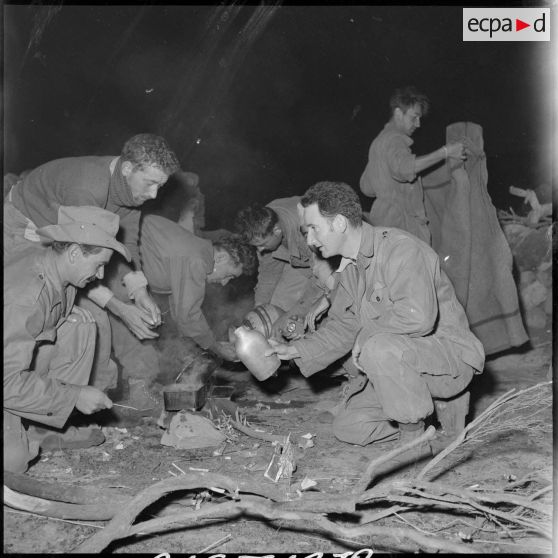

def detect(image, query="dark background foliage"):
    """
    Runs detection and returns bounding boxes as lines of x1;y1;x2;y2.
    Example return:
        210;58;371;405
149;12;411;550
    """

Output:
4;5;553;229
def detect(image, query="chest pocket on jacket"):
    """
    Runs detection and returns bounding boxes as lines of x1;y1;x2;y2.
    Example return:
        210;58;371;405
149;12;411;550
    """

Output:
363;283;391;319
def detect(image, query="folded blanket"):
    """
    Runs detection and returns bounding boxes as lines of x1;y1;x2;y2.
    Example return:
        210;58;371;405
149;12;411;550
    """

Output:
423;122;528;355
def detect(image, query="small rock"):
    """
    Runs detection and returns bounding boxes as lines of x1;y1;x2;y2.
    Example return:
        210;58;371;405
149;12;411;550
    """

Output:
512;227;552;271
526;306;547;329
520;280;547;310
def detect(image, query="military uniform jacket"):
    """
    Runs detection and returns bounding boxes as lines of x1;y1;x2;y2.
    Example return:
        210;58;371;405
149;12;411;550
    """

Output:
139;215;216;349
360;122;430;243
293;222;485;377
11;155;143;270
255;196;314;306
4;249;81;427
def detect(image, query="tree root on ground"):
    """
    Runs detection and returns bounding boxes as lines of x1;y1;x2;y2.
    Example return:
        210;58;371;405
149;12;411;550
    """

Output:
5;382;552;554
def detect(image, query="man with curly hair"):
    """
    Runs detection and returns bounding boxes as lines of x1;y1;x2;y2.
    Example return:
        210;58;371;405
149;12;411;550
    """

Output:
4;134;181;395
360;86;467;244
108;208;257;409
268;181;484;468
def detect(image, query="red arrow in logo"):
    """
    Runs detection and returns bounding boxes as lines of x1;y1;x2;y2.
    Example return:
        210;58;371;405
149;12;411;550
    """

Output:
516;18;530;31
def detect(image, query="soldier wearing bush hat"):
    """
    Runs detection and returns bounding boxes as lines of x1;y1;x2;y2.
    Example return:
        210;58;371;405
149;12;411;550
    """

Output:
36;205;131;262
3;206;128;474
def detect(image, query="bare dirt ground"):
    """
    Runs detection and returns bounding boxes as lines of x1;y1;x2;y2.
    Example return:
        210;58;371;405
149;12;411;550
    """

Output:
4;321;553;554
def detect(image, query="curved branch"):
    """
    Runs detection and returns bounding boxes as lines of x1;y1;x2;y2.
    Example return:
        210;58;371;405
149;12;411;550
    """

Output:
355;426;436;492
120;495;476;554
74;474;241;553
4;486;115;521
3;471;130;506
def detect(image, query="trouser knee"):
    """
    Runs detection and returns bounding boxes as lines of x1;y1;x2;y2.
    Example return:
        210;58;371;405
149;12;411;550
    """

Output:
3;413;40;474
359;334;434;423
4;444;32;474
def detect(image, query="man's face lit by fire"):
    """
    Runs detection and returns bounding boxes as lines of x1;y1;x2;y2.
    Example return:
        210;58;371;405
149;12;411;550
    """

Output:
302;203;343;259
249;228;283;254
207;249;242;286
122;162;170;205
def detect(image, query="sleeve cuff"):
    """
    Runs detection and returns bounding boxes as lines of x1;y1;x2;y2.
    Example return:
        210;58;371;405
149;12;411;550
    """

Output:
86;284;114;308
291;340;315;378
55;382;82;426
193;331;217;350
122;271;148;299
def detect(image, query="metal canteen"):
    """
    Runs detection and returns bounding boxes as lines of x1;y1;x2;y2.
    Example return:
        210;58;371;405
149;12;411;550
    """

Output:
241;303;283;338
233;325;280;381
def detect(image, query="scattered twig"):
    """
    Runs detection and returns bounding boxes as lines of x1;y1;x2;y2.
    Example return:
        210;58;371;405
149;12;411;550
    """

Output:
171;462;186;475
231;409;287;444
4;507;104;529
112;403;139;410
393;511;436;536
198;533;232;553
359;505;408;525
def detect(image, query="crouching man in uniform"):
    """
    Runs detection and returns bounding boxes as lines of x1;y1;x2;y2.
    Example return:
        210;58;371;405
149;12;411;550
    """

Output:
234;197;320;312
3;206;130;473
267;182;484;466
106;211;258;410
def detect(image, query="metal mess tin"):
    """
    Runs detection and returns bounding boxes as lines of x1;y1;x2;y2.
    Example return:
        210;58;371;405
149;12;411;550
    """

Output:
209;385;236;401
163;382;207;411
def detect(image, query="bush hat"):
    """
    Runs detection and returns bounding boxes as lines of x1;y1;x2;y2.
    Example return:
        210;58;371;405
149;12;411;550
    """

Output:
36;206;131;261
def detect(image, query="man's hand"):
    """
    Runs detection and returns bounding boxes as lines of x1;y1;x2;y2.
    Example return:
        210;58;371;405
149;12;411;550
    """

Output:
133;287;161;327
209;341;240;362
66;306;95;324
106;297;159;339
75;386;113;414
445;142;467;161
304;294;330;332
265;338;300;360
271;311;304;341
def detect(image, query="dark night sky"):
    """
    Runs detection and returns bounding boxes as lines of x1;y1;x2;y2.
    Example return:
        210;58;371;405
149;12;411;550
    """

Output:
4;4;554;229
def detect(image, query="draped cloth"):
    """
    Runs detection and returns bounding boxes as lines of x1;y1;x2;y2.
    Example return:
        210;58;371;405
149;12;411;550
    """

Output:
422;122;528;355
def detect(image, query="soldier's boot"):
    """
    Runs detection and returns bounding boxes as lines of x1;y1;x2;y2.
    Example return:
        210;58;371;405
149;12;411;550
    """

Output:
28;425;105;451
431;390;470;454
